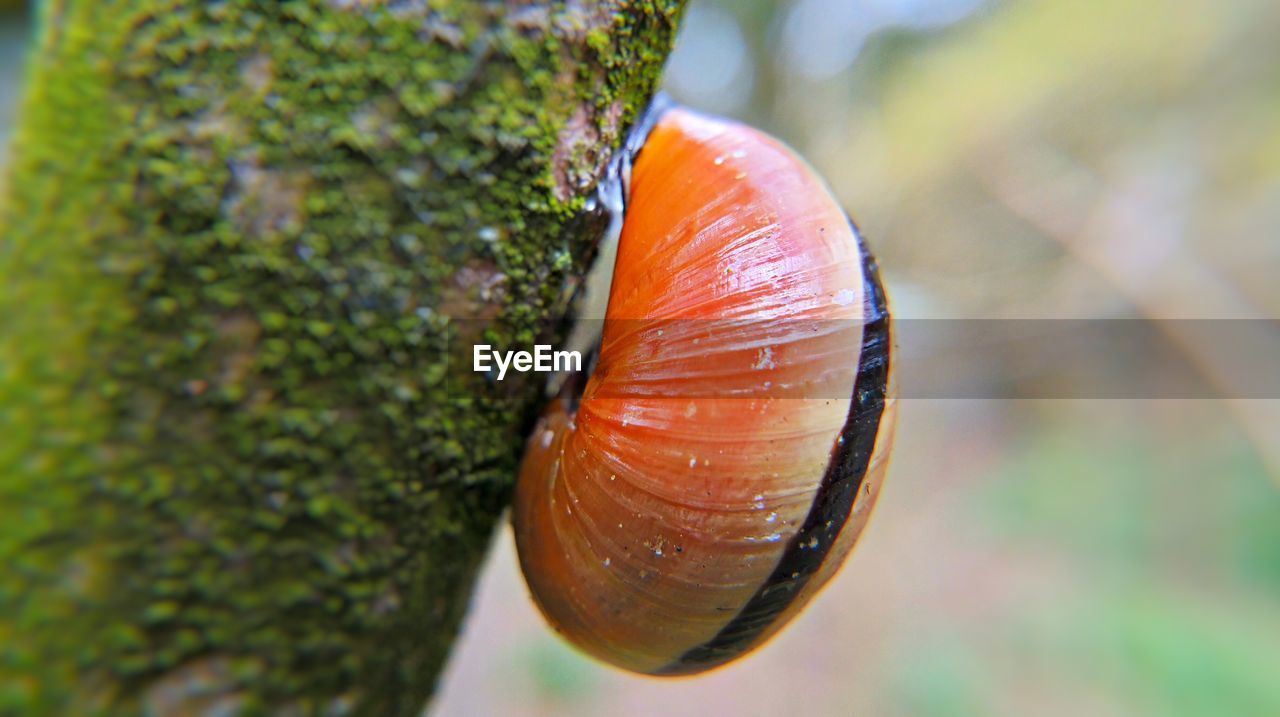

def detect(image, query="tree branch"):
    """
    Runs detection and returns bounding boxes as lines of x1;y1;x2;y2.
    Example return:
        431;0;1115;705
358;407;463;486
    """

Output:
0;1;685;714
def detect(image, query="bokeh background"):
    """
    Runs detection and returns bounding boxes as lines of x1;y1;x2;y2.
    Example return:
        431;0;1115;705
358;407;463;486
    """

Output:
2;1;1277;715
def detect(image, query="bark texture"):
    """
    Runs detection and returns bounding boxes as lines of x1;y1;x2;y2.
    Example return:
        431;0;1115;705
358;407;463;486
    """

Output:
0;1;684;714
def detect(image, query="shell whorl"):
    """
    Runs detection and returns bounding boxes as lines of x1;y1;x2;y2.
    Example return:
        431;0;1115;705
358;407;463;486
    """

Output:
513;106;895;675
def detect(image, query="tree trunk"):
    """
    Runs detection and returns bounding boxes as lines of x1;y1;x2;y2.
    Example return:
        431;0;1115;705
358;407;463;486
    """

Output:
0;2;685;714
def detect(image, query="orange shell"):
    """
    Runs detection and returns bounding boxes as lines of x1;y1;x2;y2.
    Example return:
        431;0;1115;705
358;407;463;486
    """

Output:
513;107;895;675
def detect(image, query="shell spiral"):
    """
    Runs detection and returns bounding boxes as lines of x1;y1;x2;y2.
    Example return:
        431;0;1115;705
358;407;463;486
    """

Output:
513;106;896;676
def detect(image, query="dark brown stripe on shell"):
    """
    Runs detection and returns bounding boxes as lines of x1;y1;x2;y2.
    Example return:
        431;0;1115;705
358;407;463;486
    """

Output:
655;222;891;675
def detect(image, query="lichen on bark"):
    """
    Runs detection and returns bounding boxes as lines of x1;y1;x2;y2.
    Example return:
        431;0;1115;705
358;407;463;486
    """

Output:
0;1;685;715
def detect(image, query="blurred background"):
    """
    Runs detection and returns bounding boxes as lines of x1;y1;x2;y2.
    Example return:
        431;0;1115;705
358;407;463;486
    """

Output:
2;0;1277;715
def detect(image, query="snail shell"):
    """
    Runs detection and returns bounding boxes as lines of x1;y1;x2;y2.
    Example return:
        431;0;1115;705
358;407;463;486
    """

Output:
513;105;895;676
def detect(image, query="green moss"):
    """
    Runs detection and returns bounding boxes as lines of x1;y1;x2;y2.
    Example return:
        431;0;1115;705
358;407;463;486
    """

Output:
0;1;685;714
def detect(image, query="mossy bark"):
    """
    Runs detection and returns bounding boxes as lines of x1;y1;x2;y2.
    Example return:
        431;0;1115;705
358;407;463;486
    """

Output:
0;1;684;714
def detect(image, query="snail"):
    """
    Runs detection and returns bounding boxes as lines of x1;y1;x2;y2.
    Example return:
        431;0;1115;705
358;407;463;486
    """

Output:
513;99;895;676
